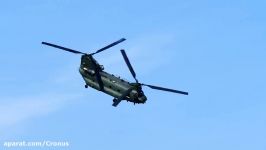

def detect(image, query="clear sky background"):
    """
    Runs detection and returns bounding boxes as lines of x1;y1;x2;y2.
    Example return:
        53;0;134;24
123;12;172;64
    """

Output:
0;0;265;150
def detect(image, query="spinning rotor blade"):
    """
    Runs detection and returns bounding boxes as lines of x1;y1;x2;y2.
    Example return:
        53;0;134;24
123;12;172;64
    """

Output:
141;84;188;95
87;55;104;91
95;71;104;91
120;49;138;82
42;42;86;54
91;38;126;55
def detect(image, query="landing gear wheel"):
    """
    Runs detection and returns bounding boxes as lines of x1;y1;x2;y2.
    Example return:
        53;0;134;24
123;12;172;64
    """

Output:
85;85;88;88
113;98;117;102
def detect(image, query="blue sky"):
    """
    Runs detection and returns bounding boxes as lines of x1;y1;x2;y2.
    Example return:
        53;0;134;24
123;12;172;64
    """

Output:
0;0;265;150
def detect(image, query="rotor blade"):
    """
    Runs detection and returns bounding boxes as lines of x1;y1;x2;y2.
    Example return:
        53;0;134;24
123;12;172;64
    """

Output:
112;87;134;107
91;38;126;55
87;55;104;91
142;84;188;95
120;49;138;82
42;42;86;54
95;71;104;91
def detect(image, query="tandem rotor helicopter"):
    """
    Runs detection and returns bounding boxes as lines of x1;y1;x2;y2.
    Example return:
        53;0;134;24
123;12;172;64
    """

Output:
42;38;188;107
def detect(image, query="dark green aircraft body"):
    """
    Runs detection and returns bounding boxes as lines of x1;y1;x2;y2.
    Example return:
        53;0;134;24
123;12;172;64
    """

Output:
79;54;147;104
42;38;188;107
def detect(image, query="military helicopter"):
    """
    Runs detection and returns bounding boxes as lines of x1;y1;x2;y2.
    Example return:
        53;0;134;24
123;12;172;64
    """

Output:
42;38;188;107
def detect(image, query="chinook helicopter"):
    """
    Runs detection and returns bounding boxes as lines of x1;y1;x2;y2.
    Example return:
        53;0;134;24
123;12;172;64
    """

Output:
42;38;188;107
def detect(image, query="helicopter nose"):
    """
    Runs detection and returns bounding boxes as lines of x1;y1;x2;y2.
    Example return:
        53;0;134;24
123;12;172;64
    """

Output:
138;95;147;103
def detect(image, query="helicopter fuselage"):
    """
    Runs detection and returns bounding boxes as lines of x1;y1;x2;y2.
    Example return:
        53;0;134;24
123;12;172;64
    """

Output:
42;38;188;107
79;55;147;104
